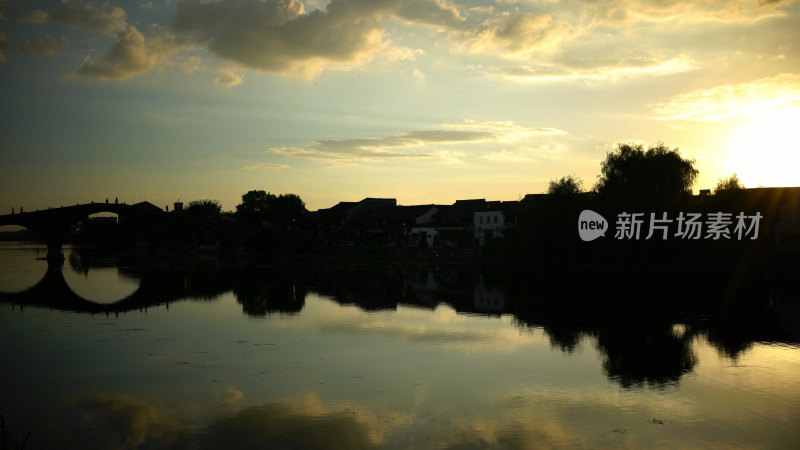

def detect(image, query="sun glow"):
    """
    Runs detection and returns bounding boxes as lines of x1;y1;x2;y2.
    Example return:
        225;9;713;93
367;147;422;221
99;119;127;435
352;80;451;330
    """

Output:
726;108;800;188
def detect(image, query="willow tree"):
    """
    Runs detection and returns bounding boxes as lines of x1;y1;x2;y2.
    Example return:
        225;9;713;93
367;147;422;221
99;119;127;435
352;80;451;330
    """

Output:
595;142;698;205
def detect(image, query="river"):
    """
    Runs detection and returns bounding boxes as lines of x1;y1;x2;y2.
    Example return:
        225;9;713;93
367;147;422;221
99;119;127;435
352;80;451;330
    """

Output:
1;242;799;448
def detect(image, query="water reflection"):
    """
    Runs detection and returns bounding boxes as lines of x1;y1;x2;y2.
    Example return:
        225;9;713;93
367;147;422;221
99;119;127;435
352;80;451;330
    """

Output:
2;247;799;390
0;242;47;293
2;245;800;448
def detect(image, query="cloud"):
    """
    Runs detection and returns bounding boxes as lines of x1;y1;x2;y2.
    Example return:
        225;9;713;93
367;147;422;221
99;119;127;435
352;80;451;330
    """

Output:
14;35;69;56
441;119;565;141
577;0;794;26
412;68;425;79
0;0;14;20
457;11;575;58
179;55;202;73
487;12;573;56
78;395;182;448
73;25;185;80
270;139;439;164
172;0;382;77
0;29;9;62
195;395;387;449
394;0;466;30
240;163;290;170
270;129;496;163
491;55;696;82
219;387;244;405
170;0;471;77
25;4;128;35
268;120;566;164
0;28;68;61
382;46;423;62
652;73;800;121
215;68;244;87
76;393;385;449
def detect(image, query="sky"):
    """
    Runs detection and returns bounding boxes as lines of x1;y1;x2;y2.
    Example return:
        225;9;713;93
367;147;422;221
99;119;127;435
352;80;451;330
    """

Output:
0;0;799;213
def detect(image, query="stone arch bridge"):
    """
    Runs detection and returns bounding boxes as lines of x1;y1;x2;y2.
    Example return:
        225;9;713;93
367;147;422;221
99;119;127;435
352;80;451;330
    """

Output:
0;202;306;261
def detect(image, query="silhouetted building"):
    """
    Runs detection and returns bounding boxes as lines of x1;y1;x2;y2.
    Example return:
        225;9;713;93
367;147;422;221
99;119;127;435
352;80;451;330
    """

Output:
133;201;165;213
351;204;438;247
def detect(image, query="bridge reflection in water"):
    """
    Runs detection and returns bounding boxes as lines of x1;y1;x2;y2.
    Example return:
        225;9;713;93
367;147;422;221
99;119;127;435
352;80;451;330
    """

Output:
2;250;799;389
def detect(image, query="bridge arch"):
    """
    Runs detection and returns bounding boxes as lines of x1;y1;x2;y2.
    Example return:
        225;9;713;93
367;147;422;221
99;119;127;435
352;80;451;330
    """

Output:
0;202;167;261
0;203;311;262
65;210;147;249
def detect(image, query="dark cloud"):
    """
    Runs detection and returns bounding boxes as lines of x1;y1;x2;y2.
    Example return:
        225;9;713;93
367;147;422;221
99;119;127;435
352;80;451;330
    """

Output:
395;0;465;29
267;121;564;164
73;26;185;80
78;395;183;448
199;404;382;449
270;128;500;163
0;28;68;61
0;28;9;62
15;35;69;56
171;0;469;76
494;12;571;54
172;0;382;76
77;394;382;449
25;4;128;35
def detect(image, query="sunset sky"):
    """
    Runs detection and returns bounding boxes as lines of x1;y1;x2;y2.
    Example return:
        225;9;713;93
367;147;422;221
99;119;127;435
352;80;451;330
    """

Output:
1;0;798;212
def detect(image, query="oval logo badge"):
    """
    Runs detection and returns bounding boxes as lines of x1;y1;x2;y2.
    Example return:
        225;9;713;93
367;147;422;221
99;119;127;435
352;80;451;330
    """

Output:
578;210;608;241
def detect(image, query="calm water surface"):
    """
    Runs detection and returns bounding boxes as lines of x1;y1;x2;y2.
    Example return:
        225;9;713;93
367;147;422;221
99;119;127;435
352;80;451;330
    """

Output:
1;242;799;449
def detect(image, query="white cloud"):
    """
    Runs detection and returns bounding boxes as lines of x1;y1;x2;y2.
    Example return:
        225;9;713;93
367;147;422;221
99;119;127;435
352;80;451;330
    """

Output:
491;55;696;82
215;68;244;87
382;46;424;62
412;68;425;79
652;73;800;121
240;163;290;170
178;55;202;73
579;0;795;26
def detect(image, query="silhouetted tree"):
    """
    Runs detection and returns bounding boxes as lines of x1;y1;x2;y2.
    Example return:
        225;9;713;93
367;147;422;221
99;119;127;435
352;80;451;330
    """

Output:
235;190;276;224
714;173;744;193
547;175;583;196
185;199;222;218
271;193;307;228
595;142;698;205
235;190;306;227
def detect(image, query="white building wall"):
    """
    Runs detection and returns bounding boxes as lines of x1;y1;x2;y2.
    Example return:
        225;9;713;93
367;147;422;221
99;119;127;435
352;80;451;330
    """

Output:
411;226;438;248
473;211;505;246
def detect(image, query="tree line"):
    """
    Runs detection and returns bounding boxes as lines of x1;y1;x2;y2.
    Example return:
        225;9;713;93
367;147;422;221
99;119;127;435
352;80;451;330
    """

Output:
546;142;742;201
182;191;307;229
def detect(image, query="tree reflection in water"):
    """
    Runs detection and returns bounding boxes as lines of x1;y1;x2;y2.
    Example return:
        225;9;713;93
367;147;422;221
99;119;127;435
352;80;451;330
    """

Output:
2;251;798;389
